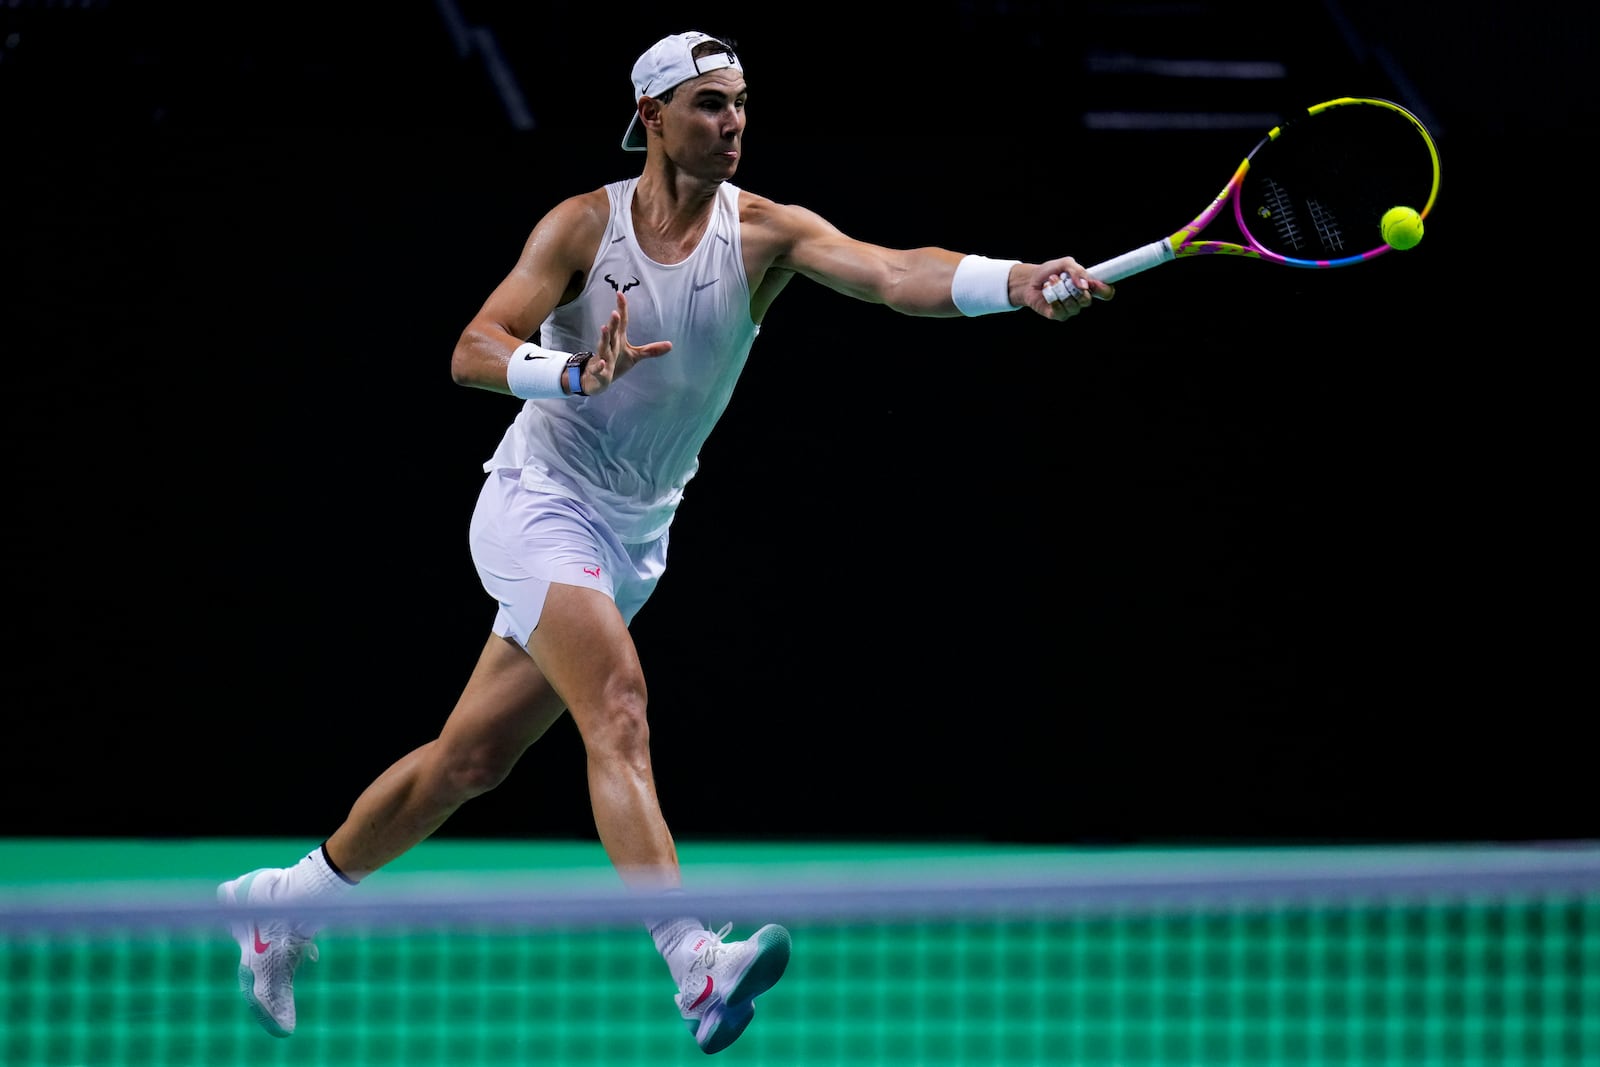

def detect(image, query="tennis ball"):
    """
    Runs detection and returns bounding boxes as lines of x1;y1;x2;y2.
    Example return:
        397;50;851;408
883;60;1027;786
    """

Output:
1381;206;1424;250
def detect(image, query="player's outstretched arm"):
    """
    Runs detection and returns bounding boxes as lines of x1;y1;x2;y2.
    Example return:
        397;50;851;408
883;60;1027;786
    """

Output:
747;195;1113;321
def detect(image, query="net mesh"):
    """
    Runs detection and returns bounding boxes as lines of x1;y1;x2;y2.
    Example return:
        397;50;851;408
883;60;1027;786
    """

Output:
4;843;1598;1066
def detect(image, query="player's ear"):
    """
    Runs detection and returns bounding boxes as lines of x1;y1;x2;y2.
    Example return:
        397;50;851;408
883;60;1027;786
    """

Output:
638;97;665;138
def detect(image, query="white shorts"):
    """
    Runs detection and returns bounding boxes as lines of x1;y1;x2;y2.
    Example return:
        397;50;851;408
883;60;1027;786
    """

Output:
468;469;668;645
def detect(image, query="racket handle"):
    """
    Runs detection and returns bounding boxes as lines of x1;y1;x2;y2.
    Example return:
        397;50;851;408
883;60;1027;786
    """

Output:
1087;240;1175;283
1043;239;1175;303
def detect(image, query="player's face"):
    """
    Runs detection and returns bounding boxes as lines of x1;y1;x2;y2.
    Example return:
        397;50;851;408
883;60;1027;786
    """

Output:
662;69;746;177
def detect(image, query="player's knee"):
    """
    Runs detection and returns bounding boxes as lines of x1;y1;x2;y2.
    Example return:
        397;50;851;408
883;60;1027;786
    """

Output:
580;687;652;768
447;764;510;801
437;745;519;801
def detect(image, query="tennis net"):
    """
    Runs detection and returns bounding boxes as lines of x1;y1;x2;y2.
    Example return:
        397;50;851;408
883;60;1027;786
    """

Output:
3;840;1598;1066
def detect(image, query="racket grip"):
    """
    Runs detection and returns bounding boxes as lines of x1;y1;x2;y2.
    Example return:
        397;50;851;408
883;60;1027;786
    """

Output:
1043;239;1175;303
1086;240;1174;283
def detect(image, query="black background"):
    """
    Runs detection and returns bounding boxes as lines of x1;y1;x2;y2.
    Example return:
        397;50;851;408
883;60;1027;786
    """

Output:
3;1;1593;847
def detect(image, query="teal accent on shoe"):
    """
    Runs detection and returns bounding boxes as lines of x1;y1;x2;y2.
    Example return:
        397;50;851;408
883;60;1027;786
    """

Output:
697;999;755;1055
237;962;292;1038
724;924;792;1007
232;869;265;903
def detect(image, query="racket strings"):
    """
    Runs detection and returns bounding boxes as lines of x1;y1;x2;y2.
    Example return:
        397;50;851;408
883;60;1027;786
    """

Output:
1239;100;1437;262
1257;178;1306;254
1307;199;1345;254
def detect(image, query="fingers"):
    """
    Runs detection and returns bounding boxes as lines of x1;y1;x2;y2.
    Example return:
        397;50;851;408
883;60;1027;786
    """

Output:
1042;273;1090;318
601;291;633;357
608;292;628;354
609;291;671;356
590;292;672;394
1044;272;1090;305
1041;269;1114;319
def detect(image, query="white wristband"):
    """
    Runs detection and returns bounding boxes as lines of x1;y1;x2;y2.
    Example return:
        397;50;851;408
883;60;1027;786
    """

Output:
506;342;572;399
951;255;1021;316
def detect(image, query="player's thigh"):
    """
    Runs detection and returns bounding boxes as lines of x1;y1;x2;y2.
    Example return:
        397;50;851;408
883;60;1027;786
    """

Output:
525;581;646;731
437;633;568;755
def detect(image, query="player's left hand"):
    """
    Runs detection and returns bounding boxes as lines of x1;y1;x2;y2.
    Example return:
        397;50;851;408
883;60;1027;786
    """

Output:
583;292;673;395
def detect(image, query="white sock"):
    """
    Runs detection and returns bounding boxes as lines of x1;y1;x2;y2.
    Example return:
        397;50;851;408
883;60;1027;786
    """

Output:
278;845;355;936
648;915;705;985
284;845;356;894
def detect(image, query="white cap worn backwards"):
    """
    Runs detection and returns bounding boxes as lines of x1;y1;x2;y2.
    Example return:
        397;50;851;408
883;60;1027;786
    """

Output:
621;31;742;151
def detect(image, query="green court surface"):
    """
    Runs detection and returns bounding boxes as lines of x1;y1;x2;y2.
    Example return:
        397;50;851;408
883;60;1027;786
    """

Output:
4;838;1598;1066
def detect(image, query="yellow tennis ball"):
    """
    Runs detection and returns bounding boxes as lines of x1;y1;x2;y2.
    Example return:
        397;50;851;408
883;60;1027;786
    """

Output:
1381;206;1424;250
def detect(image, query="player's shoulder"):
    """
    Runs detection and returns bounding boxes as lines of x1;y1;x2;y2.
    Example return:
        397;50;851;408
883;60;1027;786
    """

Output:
542;186;616;229
529;185;618;253
736;189;832;237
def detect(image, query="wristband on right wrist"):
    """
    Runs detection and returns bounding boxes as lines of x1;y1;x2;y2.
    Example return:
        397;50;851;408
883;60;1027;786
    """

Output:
951;254;1021;316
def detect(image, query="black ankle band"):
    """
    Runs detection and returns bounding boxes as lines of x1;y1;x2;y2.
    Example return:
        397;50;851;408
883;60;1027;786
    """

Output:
320;842;358;885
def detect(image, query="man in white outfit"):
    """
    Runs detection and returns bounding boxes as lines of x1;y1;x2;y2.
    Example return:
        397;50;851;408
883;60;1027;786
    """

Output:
220;28;1113;1055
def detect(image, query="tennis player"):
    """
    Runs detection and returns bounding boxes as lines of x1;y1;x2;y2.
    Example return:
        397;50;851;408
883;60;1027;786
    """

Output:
220;29;1113;1055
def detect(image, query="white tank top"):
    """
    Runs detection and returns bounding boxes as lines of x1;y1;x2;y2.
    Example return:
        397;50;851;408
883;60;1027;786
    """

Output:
482;178;759;543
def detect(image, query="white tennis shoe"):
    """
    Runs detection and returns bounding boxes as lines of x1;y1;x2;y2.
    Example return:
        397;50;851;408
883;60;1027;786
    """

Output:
674;922;791;1054
218;868;319;1038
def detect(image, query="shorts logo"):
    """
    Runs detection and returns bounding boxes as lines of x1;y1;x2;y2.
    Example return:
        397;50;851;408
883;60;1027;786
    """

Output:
583;565;602;577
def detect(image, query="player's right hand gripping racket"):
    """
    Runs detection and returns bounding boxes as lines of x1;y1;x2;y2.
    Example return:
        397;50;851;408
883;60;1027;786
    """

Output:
1043;96;1441;300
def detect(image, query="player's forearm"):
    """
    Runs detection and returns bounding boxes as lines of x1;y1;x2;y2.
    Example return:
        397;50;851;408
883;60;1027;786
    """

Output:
860;247;975;318
450;322;526;395
890;249;1037;318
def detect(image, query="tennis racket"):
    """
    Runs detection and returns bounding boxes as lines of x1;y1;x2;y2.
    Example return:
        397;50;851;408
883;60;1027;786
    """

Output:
1044;96;1441;301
